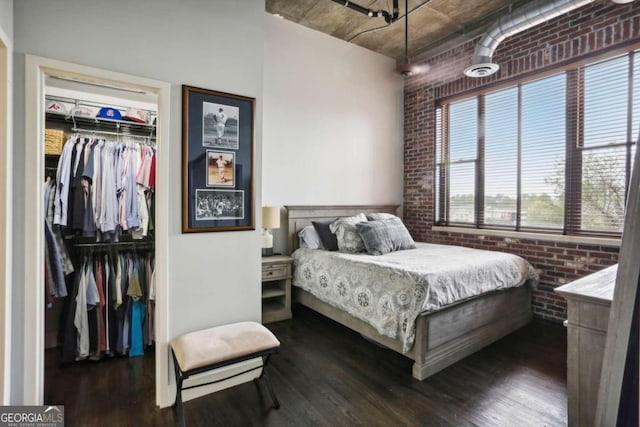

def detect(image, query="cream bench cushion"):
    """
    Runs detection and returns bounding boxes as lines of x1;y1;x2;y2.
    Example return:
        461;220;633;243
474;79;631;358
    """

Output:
171;321;280;372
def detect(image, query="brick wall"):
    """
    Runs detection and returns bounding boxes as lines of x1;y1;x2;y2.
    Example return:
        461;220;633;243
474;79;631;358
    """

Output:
403;1;639;322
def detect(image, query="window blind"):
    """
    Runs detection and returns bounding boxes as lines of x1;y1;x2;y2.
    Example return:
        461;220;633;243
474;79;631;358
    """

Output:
575;55;637;233
520;73;566;230
634;53;640;142
435;49;638;237
580;55;630;233
484;87;518;227
447;98;477;223
435;107;442;222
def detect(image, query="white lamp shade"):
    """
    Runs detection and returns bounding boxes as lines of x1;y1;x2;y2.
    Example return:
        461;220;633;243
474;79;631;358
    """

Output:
262;206;280;229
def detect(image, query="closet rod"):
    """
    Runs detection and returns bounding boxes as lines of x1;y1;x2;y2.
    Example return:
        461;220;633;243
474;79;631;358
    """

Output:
71;127;156;141
74;241;154;248
68;114;157;129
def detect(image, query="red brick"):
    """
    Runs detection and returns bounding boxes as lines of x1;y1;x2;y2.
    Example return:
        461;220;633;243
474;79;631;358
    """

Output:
403;2;633;323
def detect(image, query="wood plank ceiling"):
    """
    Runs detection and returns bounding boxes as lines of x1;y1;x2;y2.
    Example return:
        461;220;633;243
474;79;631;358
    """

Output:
266;0;530;62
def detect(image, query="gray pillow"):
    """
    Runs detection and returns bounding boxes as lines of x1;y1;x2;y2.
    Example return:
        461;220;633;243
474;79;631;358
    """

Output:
329;213;368;253
312;220;339;251
298;225;324;249
356;217;415;256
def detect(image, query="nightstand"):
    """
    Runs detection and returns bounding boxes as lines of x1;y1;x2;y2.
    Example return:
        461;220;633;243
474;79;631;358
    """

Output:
261;255;293;323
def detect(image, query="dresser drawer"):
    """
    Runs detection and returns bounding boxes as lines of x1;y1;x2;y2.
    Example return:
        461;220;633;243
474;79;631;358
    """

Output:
262;264;289;281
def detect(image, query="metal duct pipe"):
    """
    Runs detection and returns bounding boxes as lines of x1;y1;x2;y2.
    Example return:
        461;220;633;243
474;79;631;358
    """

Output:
464;0;595;78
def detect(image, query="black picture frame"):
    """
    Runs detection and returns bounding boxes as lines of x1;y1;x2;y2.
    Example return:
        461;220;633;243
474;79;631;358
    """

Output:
182;85;255;232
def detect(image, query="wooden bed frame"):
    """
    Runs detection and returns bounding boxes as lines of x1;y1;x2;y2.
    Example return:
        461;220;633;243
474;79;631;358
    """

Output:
286;205;532;381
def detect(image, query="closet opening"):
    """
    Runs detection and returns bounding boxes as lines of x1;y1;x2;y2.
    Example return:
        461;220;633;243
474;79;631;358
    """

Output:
43;75;158;368
24;56;171;407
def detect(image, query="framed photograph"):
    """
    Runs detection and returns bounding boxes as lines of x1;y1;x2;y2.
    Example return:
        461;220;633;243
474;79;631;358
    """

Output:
195;189;244;220
206;150;235;187
202;102;239;149
182;85;255;232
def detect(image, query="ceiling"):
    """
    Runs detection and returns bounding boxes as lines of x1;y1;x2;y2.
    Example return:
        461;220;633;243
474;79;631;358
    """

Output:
266;0;530;62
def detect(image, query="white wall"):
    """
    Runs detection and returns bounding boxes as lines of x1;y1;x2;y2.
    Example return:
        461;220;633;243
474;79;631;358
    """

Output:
12;0;263;404
263;14;404;250
0;0;12;405
0;0;12;41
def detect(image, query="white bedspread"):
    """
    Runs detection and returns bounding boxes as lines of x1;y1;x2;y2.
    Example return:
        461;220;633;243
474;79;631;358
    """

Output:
292;242;537;352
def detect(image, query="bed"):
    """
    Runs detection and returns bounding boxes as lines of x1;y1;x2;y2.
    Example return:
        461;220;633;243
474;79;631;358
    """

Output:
286;205;536;381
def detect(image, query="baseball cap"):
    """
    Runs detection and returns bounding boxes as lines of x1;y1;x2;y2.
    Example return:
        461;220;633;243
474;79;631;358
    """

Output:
96;107;123;121
46;101;68;115
67;107;94;118
123;108;149;124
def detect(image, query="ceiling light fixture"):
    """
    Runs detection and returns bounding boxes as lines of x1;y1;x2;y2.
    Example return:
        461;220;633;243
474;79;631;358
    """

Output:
396;0;419;77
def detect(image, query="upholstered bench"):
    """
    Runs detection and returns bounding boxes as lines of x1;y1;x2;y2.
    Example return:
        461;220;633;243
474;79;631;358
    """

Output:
170;321;281;426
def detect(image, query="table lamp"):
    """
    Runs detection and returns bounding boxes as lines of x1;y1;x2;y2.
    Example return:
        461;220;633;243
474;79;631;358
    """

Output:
262;206;280;257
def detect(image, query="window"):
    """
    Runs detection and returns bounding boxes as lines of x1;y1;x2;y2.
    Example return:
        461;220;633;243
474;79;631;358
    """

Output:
580;55;633;232
520;74;566;230
436;50;639;236
448;98;477;223
435;107;442;222
485;87;518;227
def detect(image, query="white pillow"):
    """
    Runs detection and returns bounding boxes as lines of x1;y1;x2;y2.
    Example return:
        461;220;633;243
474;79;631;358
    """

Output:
366;212;398;221
298;225;324;249
329;213;368;253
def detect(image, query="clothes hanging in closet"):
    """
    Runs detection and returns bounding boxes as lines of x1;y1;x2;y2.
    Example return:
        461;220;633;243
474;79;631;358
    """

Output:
52;137;156;242
60;250;155;363
43;178;74;306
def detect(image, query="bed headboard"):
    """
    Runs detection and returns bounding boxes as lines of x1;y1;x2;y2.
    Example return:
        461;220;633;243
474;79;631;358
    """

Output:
285;205;400;254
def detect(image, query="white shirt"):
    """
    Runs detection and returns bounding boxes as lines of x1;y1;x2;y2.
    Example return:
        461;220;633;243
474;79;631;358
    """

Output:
53;138;78;226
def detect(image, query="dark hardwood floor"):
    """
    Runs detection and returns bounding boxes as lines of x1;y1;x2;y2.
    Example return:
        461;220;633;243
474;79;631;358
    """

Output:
45;305;568;427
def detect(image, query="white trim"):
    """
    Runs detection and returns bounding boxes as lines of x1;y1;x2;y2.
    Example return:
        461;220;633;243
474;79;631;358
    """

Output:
24;55;171;407
431;226;621;247
154;77;171;409
24;55;44;405
0;25;12;405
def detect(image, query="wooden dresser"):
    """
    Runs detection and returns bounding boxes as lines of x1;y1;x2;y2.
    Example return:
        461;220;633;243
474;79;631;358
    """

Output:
555;264;616;427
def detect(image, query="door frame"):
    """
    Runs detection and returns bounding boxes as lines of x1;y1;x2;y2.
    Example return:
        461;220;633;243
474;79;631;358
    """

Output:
0;24;12;406
24;55;172;407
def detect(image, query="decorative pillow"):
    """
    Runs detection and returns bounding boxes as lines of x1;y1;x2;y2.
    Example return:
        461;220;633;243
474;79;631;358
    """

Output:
298;225;324;250
329;213;368;253
366;212;398;221
312;220;339;251
356;217;416;256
